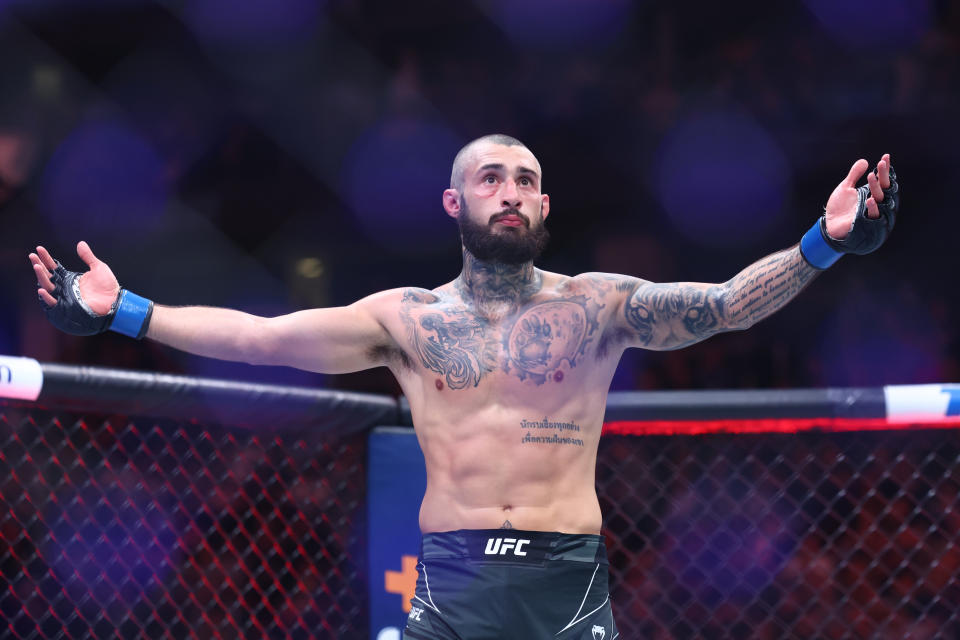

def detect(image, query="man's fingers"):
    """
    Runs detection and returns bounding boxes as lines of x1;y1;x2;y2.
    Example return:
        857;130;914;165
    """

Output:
76;241;100;268
878;154;891;190
865;196;880;219
36;246;58;271
867;172;884;203
34;264;54;291
38;289;57;307
844;158;869;187
28;253;45;273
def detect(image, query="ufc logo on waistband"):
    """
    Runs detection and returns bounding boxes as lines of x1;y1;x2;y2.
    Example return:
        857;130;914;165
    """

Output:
484;537;530;556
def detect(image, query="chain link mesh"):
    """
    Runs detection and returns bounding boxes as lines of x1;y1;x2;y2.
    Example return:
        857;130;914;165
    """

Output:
3;401;959;639
0;404;367;639
599;430;960;639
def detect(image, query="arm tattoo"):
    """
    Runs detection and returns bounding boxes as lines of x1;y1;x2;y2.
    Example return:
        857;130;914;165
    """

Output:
723;245;819;329
624;282;725;349
623;245;819;350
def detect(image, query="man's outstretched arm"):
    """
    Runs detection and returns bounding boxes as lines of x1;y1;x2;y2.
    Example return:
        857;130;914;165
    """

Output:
615;245;817;351
30;242;401;374
614;153;899;351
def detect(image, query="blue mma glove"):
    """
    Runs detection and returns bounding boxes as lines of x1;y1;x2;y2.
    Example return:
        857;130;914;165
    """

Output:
39;261;153;339
801;165;899;269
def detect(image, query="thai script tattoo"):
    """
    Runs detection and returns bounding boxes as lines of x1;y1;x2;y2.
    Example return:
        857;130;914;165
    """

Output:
520;417;584;447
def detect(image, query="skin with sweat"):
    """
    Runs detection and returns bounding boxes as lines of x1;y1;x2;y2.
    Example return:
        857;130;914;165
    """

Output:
30;142;893;535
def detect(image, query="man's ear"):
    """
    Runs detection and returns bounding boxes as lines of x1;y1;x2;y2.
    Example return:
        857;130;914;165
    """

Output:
541;194;550;221
443;189;461;219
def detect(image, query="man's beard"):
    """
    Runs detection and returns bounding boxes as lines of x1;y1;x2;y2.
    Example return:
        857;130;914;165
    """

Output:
457;201;550;265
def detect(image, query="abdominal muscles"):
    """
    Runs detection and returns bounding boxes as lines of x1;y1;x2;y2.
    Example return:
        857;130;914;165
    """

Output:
415;404;604;534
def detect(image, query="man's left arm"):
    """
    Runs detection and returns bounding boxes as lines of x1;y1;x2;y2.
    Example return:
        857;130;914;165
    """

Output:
614;153;899;351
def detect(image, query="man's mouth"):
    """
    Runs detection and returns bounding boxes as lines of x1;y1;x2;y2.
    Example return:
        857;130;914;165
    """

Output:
493;214;527;227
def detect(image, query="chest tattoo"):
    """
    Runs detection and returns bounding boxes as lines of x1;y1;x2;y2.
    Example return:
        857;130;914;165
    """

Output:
502;294;605;384
400;284;608;389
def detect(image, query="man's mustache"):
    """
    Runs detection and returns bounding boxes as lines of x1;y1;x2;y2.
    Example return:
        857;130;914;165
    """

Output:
489;209;530;227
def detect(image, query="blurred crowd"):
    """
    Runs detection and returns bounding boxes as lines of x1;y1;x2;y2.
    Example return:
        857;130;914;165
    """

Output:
0;0;958;394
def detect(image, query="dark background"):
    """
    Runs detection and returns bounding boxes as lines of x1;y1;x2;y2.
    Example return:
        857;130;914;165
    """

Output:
1;0;957;395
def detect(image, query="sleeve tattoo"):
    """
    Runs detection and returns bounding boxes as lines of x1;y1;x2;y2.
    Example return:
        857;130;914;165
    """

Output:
623;245;819;350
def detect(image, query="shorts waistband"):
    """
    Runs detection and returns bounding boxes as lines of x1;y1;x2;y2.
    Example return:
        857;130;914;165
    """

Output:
420;529;607;564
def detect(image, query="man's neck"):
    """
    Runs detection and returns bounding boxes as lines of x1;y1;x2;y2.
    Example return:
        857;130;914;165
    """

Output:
456;250;542;314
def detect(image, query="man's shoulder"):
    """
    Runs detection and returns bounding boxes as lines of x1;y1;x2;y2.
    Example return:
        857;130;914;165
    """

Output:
556;271;647;295
360;285;455;312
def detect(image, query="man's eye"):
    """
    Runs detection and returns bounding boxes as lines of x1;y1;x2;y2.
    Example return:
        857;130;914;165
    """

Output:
519;177;531;186
484;175;497;184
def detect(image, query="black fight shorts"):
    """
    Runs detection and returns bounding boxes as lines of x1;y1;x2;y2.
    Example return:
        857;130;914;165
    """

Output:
402;529;619;640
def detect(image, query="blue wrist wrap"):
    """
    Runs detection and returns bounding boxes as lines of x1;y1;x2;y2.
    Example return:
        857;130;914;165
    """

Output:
108;289;154;339
800;219;843;270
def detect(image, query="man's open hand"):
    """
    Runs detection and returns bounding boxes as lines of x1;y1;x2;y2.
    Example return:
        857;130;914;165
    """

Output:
29;241;120;315
824;154;892;239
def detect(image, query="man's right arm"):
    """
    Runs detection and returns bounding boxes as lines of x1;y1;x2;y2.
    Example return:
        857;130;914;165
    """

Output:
31;241;402;374
145;293;401;374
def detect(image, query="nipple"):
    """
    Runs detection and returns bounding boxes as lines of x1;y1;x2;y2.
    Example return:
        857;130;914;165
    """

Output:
435;378;444;391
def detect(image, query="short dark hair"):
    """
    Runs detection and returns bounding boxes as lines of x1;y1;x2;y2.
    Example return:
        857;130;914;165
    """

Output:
450;134;528;191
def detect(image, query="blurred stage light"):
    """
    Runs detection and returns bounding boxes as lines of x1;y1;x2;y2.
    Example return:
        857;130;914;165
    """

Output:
31;65;61;100
1;0;153;10
654;109;789;248
39;118;169;244
295;257;325;279
802;0;931;49
341;118;462;250
483;0;634;51
182;0;323;46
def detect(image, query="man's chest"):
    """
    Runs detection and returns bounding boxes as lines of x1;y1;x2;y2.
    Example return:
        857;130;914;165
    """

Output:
395;288;615;389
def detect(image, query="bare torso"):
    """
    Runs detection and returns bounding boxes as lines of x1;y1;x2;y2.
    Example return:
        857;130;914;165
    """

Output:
378;270;628;534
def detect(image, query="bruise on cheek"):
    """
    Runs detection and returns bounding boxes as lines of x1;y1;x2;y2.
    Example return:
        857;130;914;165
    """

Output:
435;378;444;391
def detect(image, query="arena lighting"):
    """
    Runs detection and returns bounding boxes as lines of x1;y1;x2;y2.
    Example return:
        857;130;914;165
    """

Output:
482;0;633;51
802;0;931;49
341;119;462;250
39;118;169;245
654;109;789;249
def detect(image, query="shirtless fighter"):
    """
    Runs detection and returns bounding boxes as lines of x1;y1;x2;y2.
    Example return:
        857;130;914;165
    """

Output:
30;134;898;639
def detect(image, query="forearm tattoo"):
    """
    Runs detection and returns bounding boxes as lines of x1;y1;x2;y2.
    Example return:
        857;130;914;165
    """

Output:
723;245;819;328
624;246;819;349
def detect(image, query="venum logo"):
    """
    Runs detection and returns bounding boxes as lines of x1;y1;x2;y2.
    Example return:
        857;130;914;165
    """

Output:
483;537;530;556
591;624;605;640
0;365;11;384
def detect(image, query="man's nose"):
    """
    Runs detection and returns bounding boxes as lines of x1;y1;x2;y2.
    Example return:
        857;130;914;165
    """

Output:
501;181;521;208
